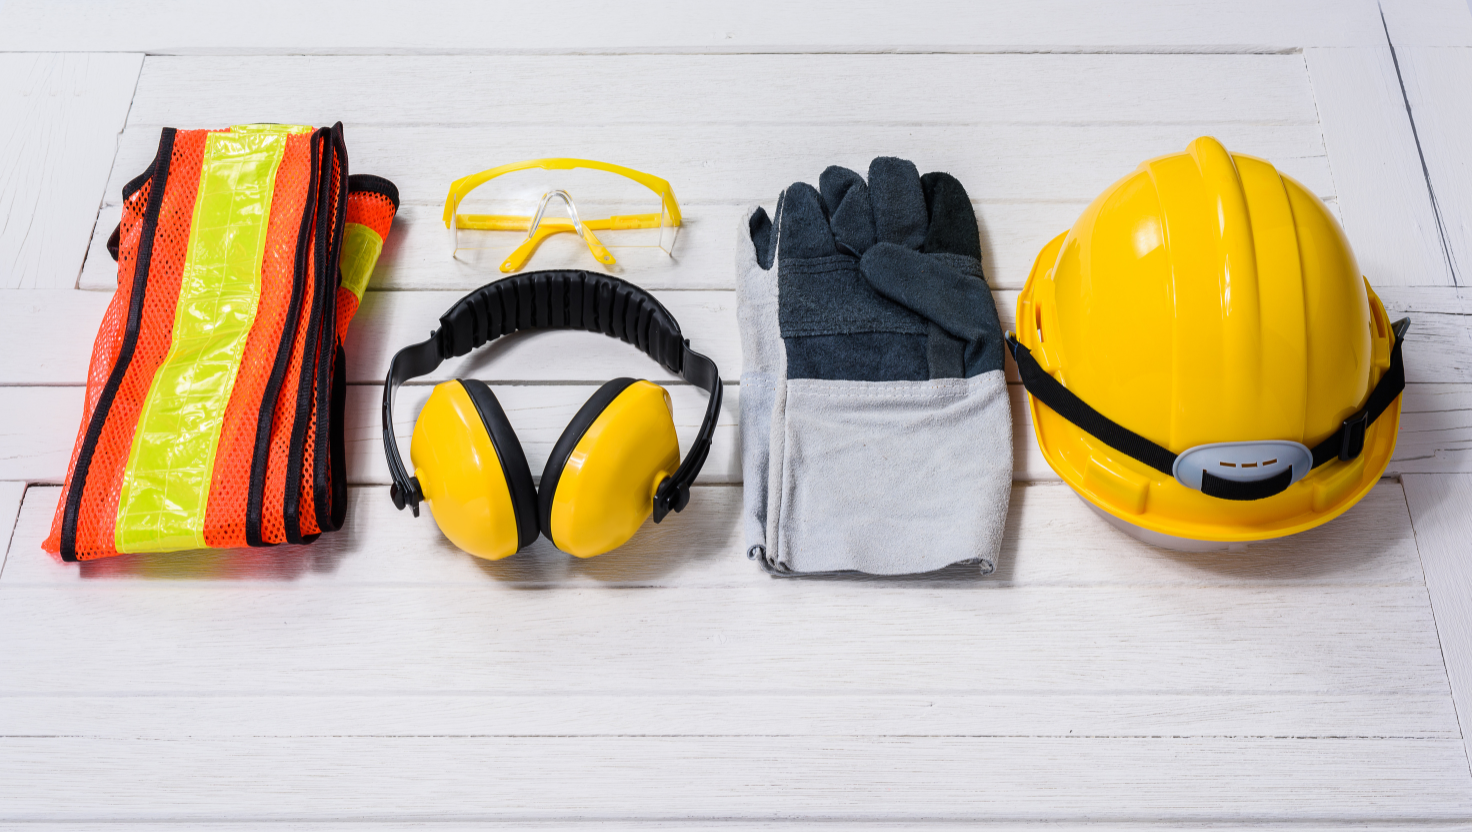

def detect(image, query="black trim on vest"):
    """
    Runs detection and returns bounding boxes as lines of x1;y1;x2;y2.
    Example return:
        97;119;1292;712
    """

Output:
284;127;340;543
247;128;322;547
311;124;350;534
60;128;176;561
347;173;399;209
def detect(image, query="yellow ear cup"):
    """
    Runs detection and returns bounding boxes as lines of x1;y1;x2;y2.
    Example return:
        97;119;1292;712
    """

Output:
410;380;527;560
538;379;680;557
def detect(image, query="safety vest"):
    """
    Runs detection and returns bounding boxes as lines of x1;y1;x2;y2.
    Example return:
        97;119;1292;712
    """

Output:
44;123;399;560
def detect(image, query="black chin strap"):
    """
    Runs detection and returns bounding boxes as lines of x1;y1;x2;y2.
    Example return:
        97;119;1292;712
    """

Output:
1005;317;1409;499
382;270;722;521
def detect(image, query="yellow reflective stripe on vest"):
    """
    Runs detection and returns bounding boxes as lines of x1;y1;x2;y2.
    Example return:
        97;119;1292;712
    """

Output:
115;126;302;553
339;221;383;301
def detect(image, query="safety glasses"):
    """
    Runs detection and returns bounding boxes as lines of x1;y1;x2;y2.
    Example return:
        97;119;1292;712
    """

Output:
443;158;681;272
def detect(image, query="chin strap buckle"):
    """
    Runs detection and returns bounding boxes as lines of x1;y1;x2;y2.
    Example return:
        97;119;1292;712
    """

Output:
1339;408;1370;462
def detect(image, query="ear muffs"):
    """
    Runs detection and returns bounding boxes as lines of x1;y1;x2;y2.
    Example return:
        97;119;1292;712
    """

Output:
539;378;682;557
409;379;539;560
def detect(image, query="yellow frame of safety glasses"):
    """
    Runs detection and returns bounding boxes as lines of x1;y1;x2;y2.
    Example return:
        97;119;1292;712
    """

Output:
443;158;682;273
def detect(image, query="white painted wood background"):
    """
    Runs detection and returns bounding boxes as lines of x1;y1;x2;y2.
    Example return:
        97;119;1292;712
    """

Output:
5;1;1472;827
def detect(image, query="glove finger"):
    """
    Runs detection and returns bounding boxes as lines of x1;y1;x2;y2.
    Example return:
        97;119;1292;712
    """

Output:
868;156;927;249
777;182;839;260
819;165;875;256
748;204;776;270
920;172;982;260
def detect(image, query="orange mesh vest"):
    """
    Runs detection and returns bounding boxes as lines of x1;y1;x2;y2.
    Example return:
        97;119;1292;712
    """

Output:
45;124;399;561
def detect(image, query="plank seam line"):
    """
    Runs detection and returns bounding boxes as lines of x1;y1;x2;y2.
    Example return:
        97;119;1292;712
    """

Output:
74;54;145;291
122;46;1307;57
1403;475;1472;778
0;483;25;582
0;734;1454;740
1381;3;1460;286
0;814;1465;826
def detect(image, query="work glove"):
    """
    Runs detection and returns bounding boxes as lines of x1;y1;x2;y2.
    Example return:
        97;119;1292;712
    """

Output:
736;157;1011;575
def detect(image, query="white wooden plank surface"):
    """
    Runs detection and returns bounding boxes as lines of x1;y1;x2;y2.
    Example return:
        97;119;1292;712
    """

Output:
4;691;1455;739
0;0;1393;53
99;122;1337;210
2;735;1469;823
1399;47;1472;284
73;53;1335;294
1;477;1463;818
4;482;1427;587
1304;47;1454;286
1382;0;1472;45
1405;474;1472;773
5;826;1470;832
120;54;1322;127
0;53;141;289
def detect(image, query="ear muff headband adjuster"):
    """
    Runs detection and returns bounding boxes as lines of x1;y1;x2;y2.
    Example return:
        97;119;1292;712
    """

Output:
381;270;722;523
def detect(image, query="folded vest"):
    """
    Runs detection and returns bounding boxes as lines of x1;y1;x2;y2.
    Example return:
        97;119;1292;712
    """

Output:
45;123;399;560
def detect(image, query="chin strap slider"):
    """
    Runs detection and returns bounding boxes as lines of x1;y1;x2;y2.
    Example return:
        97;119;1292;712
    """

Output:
1339;408;1370;462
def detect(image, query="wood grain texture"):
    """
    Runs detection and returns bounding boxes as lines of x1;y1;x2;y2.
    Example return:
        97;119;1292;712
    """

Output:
1304;47;1454;286
99;122;1337;210
1;585;1443;694
3;482;1427;588
0;53;141;289
120;54;1321;127
74;52;1338;294
1382;0;1472;46
1399;46;1472;285
5;826;1471;832
0;0;1392;53
1;736;1468;823
1405;474;1472;773
4;691;1456;739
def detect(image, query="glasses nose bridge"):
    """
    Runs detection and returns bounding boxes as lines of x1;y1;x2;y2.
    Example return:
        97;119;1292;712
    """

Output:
527;189;587;240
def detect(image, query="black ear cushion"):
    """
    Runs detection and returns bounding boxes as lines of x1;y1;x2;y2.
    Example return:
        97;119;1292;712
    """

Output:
538;377;639;546
459;379;540;550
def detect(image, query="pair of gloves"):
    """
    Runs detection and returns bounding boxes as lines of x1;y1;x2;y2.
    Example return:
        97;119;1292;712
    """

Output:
736;157;1011;575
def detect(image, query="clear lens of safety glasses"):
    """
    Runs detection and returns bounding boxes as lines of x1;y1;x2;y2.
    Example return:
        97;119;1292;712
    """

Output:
444;159;681;273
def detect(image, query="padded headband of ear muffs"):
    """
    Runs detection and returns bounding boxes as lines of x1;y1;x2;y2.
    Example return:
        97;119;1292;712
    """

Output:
383;270;723;548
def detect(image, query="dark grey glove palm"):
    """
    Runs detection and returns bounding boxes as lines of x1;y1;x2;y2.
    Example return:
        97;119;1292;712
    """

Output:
738;157;1012;576
751;157;1003;384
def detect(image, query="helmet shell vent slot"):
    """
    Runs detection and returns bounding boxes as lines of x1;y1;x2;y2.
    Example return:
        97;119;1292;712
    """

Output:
1173;440;1312;492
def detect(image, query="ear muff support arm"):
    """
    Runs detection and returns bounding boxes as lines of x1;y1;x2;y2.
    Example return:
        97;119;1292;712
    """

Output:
381;269;722;519
654;344;722;522
383;334;441;515
1005;317;1409;501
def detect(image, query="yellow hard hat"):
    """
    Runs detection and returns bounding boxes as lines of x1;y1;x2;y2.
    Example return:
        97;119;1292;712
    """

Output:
1010;136;1408;549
